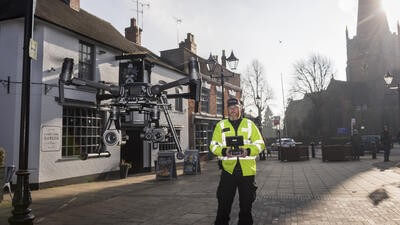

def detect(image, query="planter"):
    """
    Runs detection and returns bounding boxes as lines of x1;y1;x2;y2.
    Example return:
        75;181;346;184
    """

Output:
120;165;130;179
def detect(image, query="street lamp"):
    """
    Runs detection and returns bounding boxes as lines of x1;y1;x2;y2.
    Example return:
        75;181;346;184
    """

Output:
256;95;261;126
9;0;36;224
206;50;239;118
383;72;400;131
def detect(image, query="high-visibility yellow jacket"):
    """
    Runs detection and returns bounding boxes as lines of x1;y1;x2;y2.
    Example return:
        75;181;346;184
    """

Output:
209;118;265;176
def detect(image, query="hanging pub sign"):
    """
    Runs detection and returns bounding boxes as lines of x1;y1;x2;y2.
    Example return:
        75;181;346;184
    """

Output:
273;116;280;126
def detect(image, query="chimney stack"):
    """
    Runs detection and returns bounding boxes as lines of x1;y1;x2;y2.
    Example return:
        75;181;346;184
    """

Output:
125;18;142;45
61;0;80;12
179;33;197;54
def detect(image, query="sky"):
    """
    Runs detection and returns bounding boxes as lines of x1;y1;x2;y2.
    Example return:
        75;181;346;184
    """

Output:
80;0;400;119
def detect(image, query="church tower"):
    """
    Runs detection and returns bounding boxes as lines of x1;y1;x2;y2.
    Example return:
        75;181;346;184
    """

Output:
346;0;398;83
356;0;389;39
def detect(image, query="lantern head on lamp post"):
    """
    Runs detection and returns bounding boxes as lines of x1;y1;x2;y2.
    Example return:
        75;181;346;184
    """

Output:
384;72;394;86
206;50;239;118
226;50;239;70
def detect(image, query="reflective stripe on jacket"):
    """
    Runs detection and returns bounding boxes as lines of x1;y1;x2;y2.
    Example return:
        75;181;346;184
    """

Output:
209;118;265;176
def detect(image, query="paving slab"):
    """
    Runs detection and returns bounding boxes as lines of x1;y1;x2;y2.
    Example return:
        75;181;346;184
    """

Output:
2;147;400;224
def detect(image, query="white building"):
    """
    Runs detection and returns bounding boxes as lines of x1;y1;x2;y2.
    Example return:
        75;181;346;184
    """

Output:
0;0;189;188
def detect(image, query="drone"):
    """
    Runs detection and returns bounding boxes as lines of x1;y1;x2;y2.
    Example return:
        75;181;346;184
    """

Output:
58;54;201;160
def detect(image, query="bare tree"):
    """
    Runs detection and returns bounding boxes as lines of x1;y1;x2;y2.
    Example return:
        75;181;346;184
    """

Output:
290;53;336;137
291;54;335;97
241;59;273;123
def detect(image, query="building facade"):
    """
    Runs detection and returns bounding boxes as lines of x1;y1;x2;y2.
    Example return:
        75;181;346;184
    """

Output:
0;0;189;187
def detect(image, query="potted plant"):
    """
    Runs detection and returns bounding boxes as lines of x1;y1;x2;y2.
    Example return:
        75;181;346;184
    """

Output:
120;160;132;179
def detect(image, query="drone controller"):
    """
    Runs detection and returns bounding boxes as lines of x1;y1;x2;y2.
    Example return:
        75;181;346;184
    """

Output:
225;136;244;156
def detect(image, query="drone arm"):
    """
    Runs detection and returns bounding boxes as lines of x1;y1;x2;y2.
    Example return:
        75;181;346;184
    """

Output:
150;77;191;95
69;77;120;96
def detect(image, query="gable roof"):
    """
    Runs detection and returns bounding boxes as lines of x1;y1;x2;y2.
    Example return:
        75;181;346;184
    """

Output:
0;0;185;75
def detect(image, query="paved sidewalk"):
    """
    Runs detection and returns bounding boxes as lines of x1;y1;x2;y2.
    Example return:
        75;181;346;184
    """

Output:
2;148;400;225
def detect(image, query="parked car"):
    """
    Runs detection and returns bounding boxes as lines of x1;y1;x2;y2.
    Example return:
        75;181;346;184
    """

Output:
271;138;296;150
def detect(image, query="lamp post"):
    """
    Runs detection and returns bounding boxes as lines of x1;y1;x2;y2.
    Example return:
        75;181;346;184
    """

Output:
9;0;36;224
384;72;400;131
256;95;261;126
206;50;239;118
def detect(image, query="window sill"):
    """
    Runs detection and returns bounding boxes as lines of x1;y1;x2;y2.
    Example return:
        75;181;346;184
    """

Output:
56;157;81;162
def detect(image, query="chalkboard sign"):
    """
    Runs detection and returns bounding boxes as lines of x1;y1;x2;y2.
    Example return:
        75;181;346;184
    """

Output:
183;150;201;175
156;151;177;180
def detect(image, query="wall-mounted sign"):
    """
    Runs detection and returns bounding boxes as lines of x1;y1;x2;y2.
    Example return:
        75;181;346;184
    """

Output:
41;126;61;152
29;39;38;60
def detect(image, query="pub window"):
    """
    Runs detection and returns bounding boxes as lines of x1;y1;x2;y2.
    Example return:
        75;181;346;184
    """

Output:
62;106;104;158
216;91;223;115
78;41;94;80
159;129;181;151
201;87;210;113
175;87;183;112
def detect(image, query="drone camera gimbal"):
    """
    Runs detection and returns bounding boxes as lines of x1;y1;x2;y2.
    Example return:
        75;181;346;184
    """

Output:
58;54;202;160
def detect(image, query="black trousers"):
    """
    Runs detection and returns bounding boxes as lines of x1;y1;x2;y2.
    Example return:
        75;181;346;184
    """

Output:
384;147;391;161
215;170;257;225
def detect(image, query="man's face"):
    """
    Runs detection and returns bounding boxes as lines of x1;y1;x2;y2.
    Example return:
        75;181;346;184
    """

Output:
228;105;241;120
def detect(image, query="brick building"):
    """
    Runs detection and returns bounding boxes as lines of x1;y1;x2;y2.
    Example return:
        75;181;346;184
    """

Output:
160;33;242;156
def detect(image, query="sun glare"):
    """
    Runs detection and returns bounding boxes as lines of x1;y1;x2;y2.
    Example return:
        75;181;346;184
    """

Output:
382;0;400;24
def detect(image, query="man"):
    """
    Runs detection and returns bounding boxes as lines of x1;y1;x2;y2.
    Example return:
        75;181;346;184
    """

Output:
351;129;361;160
381;125;392;162
210;98;265;225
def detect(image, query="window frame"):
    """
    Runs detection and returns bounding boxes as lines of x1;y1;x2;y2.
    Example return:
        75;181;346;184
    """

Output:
174;87;183;112
201;87;210;113
62;106;105;158
159;128;181;151
78;41;95;81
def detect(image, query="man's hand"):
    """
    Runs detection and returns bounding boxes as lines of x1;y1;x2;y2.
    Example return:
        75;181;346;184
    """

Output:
226;147;234;158
239;148;248;158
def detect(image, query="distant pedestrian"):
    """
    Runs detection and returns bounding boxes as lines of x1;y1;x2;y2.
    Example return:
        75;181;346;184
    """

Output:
351;129;361;160
310;141;315;158
381;125;392;162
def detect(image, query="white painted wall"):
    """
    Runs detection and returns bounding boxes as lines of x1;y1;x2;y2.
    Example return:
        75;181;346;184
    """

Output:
0;19;24;176
38;23;121;183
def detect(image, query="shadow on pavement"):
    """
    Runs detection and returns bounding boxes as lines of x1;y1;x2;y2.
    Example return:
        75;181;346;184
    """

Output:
372;160;400;171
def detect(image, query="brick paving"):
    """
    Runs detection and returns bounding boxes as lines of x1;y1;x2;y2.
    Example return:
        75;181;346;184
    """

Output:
2;146;400;224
